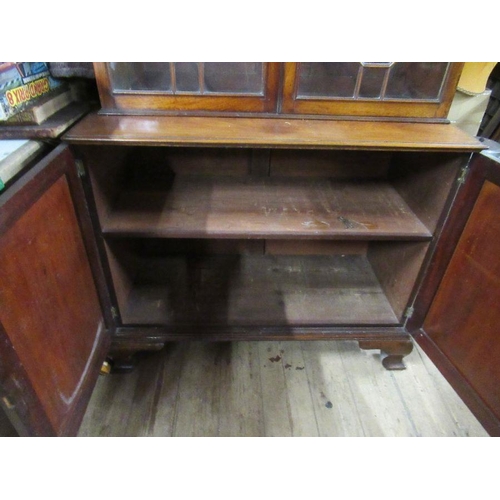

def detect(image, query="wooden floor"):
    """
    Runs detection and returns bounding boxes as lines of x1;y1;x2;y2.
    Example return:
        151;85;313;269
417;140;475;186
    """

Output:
79;340;489;437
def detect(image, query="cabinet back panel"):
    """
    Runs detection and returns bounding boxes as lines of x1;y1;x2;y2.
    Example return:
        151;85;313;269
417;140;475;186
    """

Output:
265;240;368;255
128;147;255;176
270;150;390;178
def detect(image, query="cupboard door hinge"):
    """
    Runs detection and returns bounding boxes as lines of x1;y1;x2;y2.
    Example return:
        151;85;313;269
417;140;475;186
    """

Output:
404;306;415;319
457;165;469;185
1;396;15;410
75;160;86;178
110;306;119;320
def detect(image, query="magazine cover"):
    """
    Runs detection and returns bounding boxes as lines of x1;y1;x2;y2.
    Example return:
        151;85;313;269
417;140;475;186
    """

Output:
0;62;63;121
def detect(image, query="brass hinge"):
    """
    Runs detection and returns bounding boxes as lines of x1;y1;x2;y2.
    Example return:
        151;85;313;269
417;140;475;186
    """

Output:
75;160;86;178
457;166;469;185
100;360;112;376
2;396;15;410
110;307;119;320
404;306;415;319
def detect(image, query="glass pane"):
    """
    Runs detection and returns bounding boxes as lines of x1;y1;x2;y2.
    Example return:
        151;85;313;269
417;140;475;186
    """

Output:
385;62;448;100
109;62;171;91
175;62;199;92
203;63;263;94
358;67;387;98
297;63;359;98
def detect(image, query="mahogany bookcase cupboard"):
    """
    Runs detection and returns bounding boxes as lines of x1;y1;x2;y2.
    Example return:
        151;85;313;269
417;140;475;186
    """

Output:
1;62;498;436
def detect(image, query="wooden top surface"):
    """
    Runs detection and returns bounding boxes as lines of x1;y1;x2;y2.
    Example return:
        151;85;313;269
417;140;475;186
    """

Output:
63;113;484;152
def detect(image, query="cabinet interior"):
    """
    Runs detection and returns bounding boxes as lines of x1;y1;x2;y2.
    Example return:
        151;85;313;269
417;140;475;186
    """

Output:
77;145;466;331
104;238;430;328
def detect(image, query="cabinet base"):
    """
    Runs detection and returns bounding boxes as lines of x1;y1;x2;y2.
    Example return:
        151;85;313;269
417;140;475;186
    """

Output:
108;354;138;374
108;341;165;373
358;339;413;370
107;328;413;372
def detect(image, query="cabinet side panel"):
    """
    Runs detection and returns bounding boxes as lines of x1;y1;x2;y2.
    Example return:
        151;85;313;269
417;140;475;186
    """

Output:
389;153;465;233
424;180;500;419
368;241;429;320
0;177;104;434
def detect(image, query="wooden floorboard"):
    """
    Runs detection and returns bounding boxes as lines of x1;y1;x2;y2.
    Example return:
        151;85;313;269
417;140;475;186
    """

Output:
79;340;489;437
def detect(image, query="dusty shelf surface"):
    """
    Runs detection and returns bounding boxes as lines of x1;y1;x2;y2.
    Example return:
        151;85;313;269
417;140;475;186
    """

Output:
121;254;399;327
103;176;432;240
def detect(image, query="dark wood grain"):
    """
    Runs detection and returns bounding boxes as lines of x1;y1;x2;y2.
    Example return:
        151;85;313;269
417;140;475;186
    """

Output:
112;326;409;343
368;241;429;320
423;179;500;423
64;68;484;375
118;254;399;327
0;146;109;436
408;152;500;436
63;113;483;151
413;331;500;437
269;150;391;178
407;154;498;332
389;153;467;234
0;177;105;434
101;176;431;240
265;240;368;256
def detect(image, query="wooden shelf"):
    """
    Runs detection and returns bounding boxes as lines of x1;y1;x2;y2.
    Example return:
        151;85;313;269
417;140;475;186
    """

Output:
102;176;432;240
121;254;399;327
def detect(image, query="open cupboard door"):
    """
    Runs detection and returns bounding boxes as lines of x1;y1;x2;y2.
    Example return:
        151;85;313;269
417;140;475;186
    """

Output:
0;145;110;436
407;146;500;437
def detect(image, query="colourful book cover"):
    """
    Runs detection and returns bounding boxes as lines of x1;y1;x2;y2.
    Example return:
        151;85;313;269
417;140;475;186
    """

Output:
0;62;63;121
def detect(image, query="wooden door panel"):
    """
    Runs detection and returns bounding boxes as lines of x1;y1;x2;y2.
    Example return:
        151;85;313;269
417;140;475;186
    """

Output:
423;179;500;419
0;145;109;436
409;151;500;436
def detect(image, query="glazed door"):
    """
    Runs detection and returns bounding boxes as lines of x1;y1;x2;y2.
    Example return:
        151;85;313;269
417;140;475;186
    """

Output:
281;62;463;119
407;148;500;436
0;145;110;436
95;62;281;114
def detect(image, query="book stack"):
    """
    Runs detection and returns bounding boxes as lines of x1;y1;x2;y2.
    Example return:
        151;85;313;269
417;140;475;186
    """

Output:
0;62;74;126
0;140;46;190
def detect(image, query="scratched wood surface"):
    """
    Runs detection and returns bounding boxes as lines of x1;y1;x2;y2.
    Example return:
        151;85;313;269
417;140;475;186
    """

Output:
102;177;432;240
63;114;483;151
78;341;489;437
122;254;398;326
